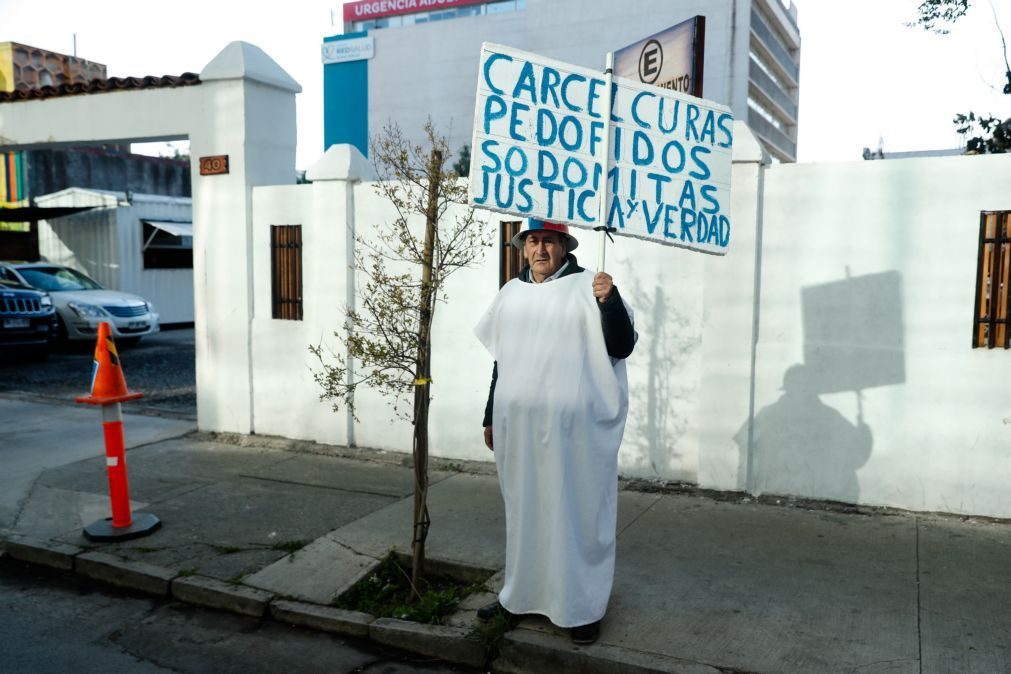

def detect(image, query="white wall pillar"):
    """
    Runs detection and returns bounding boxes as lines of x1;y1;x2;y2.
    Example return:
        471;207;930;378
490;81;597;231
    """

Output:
192;42;301;434
697;121;769;491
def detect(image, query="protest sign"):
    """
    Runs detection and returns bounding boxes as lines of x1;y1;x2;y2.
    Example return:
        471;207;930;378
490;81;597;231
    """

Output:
469;42;734;255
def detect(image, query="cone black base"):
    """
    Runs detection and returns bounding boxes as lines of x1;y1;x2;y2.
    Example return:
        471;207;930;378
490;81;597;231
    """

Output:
83;512;162;542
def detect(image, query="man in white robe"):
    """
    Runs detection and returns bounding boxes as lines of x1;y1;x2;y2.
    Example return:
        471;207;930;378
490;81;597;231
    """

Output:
474;218;635;645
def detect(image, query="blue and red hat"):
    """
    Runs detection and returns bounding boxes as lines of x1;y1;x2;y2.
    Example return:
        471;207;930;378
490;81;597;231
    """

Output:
510;218;579;251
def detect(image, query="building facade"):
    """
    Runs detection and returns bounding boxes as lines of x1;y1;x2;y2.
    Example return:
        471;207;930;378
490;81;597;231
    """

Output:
330;0;801;162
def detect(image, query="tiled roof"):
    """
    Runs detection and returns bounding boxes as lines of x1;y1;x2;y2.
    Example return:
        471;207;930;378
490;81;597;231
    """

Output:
0;72;201;103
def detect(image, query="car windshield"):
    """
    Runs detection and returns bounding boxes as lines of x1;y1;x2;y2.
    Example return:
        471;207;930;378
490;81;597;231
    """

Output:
17;267;104;292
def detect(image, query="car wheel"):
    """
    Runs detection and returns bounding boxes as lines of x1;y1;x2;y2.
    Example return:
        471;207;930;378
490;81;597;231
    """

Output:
55;317;90;353
56;315;70;343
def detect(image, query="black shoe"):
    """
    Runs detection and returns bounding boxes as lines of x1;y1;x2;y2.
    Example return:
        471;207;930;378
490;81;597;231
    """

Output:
570;620;600;645
476;600;513;623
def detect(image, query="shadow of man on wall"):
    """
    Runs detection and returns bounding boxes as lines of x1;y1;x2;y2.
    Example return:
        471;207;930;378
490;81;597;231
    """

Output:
735;363;872;504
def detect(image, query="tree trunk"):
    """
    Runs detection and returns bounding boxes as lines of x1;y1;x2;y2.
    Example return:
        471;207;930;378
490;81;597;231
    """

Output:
411;147;442;593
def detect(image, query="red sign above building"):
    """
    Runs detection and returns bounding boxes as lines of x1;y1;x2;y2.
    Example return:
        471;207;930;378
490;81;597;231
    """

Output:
344;0;487;22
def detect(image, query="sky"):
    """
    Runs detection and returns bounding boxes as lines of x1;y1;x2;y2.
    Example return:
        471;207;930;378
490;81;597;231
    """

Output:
1;0;1008;167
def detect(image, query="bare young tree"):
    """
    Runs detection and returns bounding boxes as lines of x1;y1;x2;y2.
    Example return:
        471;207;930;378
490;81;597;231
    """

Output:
310;121;490;592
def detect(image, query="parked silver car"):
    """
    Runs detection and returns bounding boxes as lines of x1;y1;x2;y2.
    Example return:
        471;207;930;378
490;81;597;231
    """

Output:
0;262;159;345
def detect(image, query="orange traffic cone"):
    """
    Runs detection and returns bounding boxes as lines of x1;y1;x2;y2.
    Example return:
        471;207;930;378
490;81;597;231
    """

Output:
76;322;143;405
76;322;160;542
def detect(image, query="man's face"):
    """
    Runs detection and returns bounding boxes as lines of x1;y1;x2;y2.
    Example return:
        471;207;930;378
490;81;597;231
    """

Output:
523;231;567;282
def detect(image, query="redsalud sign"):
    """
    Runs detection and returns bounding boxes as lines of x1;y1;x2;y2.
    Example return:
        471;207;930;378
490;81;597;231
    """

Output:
343;0;487;22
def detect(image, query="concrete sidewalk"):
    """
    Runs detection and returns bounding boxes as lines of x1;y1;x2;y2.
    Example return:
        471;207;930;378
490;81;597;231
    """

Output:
1;398;1009;673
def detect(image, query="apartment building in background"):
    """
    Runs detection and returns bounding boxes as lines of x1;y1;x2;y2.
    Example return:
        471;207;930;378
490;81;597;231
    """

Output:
326;0;801;162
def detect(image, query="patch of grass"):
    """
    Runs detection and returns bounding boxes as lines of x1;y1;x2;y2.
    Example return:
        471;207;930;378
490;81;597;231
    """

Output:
226;574;245;586
334;553;483;625
177;568;198;577
134;546;164;554
271;539;308;554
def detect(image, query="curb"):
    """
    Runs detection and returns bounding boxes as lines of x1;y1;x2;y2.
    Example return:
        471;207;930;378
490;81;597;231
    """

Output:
2;534;81;571
270;600;374;638
172;575;273;618
496;629;724;674
370;617;487;669
76;551;175;596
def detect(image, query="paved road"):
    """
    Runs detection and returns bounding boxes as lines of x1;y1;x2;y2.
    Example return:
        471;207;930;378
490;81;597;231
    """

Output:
0;327;196;418
0;558;477;674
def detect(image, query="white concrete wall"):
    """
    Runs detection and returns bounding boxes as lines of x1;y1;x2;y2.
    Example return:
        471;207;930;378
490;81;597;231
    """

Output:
697;124;769;492
245;159;502;461
609;235;707;481
337;179;500;460
426;203;502;461
250;181;351;446
747;153;1011;517
191;45;301;436
239;136;1011;520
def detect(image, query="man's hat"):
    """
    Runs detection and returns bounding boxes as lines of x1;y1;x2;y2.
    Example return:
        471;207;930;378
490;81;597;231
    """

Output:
510;219;579;251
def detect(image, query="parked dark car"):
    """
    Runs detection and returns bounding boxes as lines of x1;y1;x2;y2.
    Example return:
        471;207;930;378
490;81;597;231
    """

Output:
0;276;59;360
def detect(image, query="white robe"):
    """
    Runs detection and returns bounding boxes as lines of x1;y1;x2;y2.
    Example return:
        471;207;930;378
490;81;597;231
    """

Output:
474;270;630;627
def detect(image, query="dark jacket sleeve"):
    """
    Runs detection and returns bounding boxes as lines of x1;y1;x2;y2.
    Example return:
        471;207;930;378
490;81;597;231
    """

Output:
598;285;636;359
482;361;497;427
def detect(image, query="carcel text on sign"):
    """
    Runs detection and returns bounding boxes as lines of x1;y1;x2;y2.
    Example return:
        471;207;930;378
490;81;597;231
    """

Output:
469;44;734;255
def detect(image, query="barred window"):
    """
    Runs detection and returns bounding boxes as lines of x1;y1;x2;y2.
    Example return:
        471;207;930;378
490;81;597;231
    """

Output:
500;220;523;287
973;211;1011;348
271;225;303;321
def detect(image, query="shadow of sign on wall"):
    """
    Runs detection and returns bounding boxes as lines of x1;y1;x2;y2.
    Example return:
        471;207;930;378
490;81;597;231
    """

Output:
736;271;906;504
801;270;905;395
